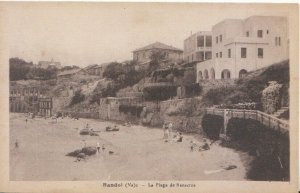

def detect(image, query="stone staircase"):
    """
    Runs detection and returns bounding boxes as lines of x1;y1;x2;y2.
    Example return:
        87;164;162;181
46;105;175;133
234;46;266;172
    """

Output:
273;107;289;119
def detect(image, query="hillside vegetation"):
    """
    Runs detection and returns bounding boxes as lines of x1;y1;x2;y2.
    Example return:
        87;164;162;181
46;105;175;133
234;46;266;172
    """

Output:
202;60;289;108
9;57;80;81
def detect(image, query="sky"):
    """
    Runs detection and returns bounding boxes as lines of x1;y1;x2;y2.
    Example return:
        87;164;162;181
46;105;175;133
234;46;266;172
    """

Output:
6;3;291;67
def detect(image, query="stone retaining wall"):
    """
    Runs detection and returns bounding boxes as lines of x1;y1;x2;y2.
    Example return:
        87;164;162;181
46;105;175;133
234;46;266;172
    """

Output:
98;96;207;134
59;111;99;119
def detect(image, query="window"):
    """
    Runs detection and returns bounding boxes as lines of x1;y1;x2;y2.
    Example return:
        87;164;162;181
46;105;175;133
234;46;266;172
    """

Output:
205;51;212;60
198;71;203;81
278;37;281;46
221;69;231;79
191;54;194;61
246;31;249;37
216;36;218;43
239;69;248;78
228;49;231;58
205;36;212;47
267;30;269;34
241;48;247;58
257;30;263;38
219;52;222;58
219;35;222;42
258;48;263;58
197;35;204;47
216;53;218;58
275;37;278;45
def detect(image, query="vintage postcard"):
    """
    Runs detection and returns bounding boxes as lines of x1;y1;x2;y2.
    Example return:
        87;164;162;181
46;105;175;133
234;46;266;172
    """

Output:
0;2;298;193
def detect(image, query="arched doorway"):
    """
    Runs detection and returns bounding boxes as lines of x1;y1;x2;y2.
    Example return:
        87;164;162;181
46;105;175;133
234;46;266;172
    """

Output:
198;71;203;82
221;69;231;79
204;69;209;79
239;69;247;78
210;68;215;79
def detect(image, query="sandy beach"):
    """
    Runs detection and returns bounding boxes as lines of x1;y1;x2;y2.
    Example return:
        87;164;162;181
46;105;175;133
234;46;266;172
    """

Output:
10;113;248;181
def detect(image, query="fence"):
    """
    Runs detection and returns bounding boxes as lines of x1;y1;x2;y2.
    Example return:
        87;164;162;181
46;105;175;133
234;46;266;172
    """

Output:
205;108;289;134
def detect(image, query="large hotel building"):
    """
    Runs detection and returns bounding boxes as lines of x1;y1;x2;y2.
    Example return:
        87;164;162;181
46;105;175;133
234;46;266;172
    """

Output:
184;16;288;81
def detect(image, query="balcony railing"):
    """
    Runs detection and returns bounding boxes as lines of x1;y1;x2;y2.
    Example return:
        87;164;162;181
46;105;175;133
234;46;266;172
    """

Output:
205;108;289;133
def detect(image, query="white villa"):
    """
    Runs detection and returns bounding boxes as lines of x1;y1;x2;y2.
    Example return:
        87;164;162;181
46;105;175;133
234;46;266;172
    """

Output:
190;16;288;81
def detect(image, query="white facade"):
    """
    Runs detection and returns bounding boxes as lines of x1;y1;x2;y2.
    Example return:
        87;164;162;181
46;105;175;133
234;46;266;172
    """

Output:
196;16;288;81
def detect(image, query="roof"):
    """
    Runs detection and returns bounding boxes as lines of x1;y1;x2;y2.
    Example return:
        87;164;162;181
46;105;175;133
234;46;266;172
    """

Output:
84;64;99;70
38;61;61;66
57;69;84;76
133;42;183;53
184;31;212;41
245;15;287;21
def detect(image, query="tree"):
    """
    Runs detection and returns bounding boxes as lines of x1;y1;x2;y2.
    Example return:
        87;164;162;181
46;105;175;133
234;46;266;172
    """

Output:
70;90;85;106
149;50;167;63
103;62;124;80
148;50;166;72
9;57;33;81
26;67;57;80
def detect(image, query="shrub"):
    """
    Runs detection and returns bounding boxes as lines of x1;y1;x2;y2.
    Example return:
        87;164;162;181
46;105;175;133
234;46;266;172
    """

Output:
101;61;146;98
70;90;85;106
261;81;283;114
182;68;196;85
227;91;252;104
143;85;177;101
26;67;57;80
215;102;259;110
203;85;236;106
184;83;202;97
202;114;223;140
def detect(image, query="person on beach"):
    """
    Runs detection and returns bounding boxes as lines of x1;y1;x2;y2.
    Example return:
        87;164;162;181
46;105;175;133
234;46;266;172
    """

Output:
96;142;100;154
86;123;90;129
163;123;168;139
166;125;170;140
15;140;19;149
82;140;86;148
199;139;210;151
168;122;173;136
102;144;106;153
190;140;197;151
163;123;170;142
176;132;183;142
172;132;180;141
